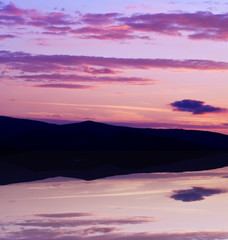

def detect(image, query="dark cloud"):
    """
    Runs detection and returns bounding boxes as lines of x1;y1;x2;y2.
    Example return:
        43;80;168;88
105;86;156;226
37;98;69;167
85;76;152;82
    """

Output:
170;186;227;202
170;99;227;114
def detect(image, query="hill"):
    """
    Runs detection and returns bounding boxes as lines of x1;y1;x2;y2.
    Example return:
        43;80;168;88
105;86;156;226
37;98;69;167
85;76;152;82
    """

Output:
0;116;228;185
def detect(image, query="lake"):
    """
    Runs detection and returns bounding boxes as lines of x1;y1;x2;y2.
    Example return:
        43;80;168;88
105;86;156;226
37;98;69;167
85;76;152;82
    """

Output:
1;167;228;240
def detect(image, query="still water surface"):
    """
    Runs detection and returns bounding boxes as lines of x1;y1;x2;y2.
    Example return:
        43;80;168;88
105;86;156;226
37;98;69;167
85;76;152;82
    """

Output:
1;167;228;239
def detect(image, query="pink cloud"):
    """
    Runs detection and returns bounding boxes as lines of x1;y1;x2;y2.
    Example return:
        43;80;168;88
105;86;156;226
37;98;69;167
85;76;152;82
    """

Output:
126;6;137;11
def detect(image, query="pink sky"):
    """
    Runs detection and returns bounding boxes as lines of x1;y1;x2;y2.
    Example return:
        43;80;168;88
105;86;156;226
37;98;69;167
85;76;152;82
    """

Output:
0;1;228;133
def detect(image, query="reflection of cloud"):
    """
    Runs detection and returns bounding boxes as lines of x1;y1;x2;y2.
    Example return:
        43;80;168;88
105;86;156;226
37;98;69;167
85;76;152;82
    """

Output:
170;99;227;114
34;83;95;89
15;216;154;228
2;229;228;240
36;212;95;218
170;186;227;202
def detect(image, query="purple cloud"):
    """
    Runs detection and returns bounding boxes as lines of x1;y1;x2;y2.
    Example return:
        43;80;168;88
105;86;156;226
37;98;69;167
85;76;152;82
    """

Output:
170;187;227;202
0;2;78;28
16;73;153;85
82;13;119;25
119;11;228;41
170;99;227;114
2;2;228;41
0;34;16;40
1;51;228;71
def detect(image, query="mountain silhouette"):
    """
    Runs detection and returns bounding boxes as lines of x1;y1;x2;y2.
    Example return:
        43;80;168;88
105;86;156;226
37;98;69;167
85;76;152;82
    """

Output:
0;116;228;185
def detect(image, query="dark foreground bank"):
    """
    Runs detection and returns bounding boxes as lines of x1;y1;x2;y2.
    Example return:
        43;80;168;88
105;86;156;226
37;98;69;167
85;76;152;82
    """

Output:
0;116;228;185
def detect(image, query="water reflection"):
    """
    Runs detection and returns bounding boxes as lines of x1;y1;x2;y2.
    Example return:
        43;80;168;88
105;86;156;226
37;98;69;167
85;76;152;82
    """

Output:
1;167;228;239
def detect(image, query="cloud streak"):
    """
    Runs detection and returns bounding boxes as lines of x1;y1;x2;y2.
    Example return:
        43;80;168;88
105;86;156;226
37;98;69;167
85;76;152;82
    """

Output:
170;99;227;114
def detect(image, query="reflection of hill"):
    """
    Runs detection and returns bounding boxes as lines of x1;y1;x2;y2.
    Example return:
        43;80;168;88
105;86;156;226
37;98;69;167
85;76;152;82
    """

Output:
0;116;228;185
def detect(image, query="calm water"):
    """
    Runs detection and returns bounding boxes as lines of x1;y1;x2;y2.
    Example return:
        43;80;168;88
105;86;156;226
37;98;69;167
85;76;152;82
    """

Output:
1;167;228;240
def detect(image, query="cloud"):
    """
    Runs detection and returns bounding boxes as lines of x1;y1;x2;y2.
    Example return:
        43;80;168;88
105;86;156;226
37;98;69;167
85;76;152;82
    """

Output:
0;34;16;40
83;67;118;75
2;51;228;71
2;2;228;41
170;99;227;114
15;216;154;228
170;186;227;202
0;2;78;28
34;83;95;89
82;13;119;25
2;230;228;240
1;51;228;88
77;226;119;236
35;212;95;218
119;11;228;41
17;73;153;85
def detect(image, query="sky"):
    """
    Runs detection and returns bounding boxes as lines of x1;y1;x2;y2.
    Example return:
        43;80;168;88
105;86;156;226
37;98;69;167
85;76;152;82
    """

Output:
0;0;228;133
1;167;228;239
